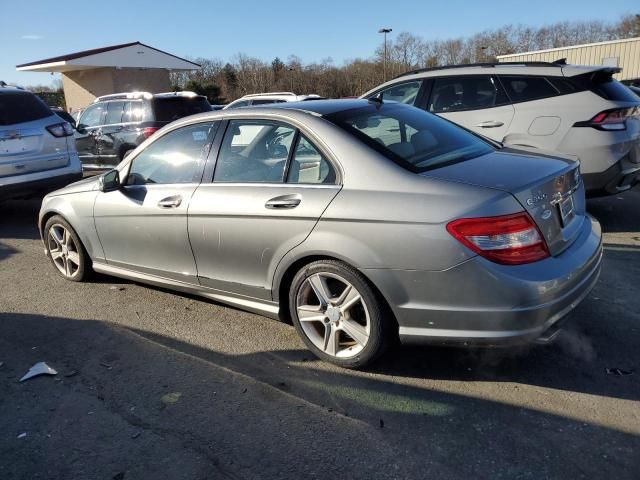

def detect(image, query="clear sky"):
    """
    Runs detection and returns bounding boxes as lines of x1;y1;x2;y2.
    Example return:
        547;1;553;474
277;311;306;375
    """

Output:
1;0;637;87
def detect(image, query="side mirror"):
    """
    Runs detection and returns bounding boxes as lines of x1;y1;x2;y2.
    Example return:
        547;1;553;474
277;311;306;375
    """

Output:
99;169;121;192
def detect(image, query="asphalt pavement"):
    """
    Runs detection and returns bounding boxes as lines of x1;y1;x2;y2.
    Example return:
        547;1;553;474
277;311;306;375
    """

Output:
1;187;639;479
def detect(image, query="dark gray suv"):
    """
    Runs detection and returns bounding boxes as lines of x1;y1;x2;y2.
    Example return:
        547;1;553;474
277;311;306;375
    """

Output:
75;91;211;171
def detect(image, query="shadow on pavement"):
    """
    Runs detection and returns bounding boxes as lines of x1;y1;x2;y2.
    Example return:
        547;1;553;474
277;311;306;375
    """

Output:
0;312;638;479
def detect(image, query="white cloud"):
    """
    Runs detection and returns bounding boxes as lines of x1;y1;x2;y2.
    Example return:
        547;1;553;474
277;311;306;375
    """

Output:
21;35;42;40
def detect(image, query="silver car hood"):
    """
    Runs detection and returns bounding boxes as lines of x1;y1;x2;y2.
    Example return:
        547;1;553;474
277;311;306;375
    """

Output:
48;175;100;196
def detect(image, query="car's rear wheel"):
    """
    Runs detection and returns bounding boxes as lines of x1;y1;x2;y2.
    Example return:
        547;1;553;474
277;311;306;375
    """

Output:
289;260;392;369
44;216;91;282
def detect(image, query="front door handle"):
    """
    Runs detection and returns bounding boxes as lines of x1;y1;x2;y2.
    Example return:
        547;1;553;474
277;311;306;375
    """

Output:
157;195;182;208
475;120;504;128
265;194;301;209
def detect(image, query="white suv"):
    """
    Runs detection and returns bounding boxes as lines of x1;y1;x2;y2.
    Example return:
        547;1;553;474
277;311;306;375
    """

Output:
224;92;324;109
362;62;640;196
1;85;82;201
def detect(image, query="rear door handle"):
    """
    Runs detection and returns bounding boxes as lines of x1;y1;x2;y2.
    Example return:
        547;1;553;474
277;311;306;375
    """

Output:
265;194;301;209
157;195;182;208
475;121;504;128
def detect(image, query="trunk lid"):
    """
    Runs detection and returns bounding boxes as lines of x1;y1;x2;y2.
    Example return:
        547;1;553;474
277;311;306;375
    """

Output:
423;149;585;256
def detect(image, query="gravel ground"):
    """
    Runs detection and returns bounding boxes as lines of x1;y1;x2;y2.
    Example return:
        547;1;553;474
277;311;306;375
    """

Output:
0;187;638;479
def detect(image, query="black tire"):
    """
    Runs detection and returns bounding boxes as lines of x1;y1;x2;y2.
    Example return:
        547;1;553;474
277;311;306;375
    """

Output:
44;215;92;282
289;260;394;369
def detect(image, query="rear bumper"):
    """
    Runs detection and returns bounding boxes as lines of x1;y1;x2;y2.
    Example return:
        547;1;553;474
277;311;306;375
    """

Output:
0;168;82;201
364;215;603;346
583;155;640;197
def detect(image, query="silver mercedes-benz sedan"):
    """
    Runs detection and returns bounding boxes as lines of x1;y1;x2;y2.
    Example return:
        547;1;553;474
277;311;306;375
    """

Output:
39;99;602;368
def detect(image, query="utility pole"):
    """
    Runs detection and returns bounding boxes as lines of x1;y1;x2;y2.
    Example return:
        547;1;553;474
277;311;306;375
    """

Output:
378;28;392;82
288;67;295;92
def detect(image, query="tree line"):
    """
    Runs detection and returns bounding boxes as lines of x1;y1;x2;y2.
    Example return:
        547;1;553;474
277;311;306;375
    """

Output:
171;13;639;104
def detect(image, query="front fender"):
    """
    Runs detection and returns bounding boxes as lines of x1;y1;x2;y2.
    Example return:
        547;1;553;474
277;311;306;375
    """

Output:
40;191;103;261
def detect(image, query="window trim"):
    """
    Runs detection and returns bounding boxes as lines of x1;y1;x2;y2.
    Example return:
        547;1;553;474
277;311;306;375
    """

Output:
427;74;511;114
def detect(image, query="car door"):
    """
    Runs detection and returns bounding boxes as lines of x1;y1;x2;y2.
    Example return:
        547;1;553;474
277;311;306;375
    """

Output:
93;121;219;283
426;75;515;142
96;100;126;168
188;119;341;300
75;103;106;169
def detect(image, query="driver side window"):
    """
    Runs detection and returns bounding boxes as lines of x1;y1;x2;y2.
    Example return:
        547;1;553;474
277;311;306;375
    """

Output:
127;122;217;185
78;104;106;128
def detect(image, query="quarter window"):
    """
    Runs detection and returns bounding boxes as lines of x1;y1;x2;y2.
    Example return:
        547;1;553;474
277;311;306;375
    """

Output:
287;135;335;184
500;76;558;103
214;120;295;183
375;81;422;106
428;76;506;113
126;122;217;185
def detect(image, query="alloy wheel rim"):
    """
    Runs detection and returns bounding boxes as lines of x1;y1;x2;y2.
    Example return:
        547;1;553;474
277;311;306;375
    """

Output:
47;224;81;279
296;272;370;358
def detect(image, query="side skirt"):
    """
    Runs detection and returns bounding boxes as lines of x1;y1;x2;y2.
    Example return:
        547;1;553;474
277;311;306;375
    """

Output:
92;262;280;319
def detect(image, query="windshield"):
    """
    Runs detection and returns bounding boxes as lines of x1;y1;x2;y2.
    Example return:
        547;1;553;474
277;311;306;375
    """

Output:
325;103;494;172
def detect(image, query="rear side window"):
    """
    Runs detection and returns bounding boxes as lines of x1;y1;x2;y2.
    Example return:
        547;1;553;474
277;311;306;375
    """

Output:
105;101;125;125
500;76;558;103
214;120;295;183
122;101;144;123
428;76;507;113
375;81;422;106
0;92;53;126
152;97;211;122
577;71;640;102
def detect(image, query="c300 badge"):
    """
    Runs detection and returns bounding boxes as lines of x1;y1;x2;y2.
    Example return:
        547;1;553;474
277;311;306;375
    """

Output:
526;192;547;206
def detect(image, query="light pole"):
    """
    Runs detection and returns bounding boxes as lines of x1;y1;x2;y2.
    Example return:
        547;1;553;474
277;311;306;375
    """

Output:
378;28;392;82
288;67;295;92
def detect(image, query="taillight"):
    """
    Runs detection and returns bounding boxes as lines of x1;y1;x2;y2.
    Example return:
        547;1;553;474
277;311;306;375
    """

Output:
578;106;639;131
46;122;74;137
142;127;159;138
447;212;549;265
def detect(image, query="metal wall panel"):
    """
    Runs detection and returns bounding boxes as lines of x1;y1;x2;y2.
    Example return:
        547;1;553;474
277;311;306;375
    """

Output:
497;38;640;81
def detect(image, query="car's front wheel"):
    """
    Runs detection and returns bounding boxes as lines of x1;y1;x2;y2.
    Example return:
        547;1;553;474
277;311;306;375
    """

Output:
289;260;393;369
44;215;91;282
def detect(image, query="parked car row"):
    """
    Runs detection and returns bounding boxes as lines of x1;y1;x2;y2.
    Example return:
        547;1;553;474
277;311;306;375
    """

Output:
2;61;638;367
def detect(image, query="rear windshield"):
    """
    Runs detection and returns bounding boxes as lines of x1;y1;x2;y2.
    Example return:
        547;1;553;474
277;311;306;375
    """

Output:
575;71;640;102
151;96;211;122
0;91;53;126
325;103;494;173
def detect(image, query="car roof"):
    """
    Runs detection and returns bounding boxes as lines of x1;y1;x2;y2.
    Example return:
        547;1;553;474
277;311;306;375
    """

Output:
265;98;373;115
